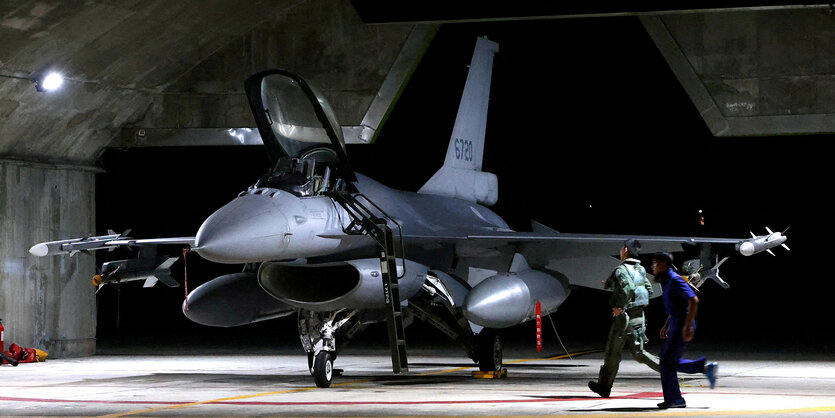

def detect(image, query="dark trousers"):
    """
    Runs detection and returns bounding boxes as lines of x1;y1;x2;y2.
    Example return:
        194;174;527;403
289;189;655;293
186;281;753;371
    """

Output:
659;324;706;403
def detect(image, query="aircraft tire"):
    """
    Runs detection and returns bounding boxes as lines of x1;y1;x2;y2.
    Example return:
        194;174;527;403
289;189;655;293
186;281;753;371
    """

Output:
313;351;334;388
477;329;502;372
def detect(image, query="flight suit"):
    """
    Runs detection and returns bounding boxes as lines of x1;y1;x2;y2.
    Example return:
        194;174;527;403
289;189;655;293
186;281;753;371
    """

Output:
594;258;660;395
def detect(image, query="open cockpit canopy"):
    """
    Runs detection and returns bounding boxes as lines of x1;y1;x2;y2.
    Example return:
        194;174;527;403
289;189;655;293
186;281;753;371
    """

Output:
245;70;355;196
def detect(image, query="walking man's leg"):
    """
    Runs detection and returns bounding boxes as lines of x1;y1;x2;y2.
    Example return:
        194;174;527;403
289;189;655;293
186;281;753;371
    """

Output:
629;311;660;373
658;330;687;409
589;313;628;397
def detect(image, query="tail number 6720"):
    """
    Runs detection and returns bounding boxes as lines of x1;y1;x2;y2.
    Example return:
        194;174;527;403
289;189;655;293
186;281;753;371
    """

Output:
454;138;473;162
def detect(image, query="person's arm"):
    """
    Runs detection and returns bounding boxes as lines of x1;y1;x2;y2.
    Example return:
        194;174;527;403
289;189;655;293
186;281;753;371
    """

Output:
660;316;670;339
682;296;699;342
607;269;628;316
609;268;627;316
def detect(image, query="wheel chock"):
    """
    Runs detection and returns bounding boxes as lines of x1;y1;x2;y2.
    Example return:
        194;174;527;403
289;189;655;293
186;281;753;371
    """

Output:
472;368;507;379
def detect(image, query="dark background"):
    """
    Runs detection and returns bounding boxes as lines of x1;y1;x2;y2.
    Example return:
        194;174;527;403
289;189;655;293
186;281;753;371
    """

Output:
95;19;830;357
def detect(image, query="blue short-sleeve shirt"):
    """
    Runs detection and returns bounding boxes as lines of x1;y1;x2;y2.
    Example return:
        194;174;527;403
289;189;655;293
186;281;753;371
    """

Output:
661;267;696;323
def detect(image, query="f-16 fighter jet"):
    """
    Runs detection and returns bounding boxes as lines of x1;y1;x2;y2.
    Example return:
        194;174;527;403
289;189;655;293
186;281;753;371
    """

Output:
31;37;783;388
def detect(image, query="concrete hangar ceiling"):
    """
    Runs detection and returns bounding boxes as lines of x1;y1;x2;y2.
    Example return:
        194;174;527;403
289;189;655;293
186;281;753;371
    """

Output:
356;1;835;137
0;0;435;166
2;1;830;169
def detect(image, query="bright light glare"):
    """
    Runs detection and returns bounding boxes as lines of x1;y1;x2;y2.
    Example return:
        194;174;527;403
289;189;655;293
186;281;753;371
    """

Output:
41;72;64;91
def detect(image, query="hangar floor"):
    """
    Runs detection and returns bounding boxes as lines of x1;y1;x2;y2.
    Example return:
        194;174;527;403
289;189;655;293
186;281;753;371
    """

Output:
2;345;833;417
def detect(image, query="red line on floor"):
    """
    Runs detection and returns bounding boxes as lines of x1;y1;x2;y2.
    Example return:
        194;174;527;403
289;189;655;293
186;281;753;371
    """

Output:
0;392;662;407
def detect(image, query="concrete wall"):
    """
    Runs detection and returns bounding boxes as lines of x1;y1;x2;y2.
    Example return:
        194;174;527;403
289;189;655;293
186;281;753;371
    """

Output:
0;161;96;357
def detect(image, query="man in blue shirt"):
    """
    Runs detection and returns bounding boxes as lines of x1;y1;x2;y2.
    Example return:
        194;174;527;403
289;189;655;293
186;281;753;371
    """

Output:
651;252;718;409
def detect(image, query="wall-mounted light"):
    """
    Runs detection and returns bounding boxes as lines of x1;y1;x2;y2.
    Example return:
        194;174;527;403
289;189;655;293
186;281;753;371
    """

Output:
0;68;65;93
32;71;64;92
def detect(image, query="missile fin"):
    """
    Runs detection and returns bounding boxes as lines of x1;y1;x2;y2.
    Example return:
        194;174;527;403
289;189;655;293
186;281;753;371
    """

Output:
782;243;791;251
767;249;776;256
712;273;730;289
156;257;179;270
153;273;180;288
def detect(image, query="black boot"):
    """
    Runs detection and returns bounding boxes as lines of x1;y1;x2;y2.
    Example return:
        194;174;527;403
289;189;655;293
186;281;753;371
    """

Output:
588;367;612;398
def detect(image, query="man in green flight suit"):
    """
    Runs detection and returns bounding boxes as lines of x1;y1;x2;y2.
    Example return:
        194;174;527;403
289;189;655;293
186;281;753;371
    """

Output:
588;238;660;398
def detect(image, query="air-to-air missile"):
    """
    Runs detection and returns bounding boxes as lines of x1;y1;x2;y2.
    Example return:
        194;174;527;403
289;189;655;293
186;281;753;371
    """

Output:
737;227;790;256
28;231;128;257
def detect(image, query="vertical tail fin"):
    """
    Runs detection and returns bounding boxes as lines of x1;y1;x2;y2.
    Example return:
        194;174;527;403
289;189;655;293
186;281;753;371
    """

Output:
419;37;499;206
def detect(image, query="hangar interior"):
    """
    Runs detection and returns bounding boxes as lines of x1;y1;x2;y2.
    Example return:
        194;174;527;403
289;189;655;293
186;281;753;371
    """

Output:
1;0;832;361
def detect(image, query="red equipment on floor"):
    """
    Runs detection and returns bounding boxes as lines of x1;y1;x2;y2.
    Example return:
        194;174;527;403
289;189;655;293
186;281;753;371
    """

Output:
0;319;48;366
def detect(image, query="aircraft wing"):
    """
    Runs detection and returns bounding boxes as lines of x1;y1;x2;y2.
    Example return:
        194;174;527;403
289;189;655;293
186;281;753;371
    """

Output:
463;232;742;245
400;222;748;292
400;230;742;247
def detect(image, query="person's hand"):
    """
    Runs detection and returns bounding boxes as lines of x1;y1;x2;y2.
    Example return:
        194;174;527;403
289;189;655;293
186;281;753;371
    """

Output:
683;323;695;342
660;323;669;340
612;307;623;317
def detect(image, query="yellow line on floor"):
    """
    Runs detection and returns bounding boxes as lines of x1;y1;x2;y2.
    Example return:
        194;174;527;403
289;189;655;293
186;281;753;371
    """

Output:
418;349;599;376
99;350;596;416
97;379;371;417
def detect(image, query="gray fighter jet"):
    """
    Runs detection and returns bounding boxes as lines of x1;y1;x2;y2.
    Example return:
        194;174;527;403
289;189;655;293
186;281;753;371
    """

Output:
30;37;781;388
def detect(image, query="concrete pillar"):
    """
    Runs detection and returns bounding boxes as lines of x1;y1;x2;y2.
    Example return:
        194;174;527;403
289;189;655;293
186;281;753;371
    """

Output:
0;161;96;358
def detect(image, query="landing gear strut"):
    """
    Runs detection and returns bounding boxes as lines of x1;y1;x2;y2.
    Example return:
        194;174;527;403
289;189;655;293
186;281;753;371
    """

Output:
298;309;362;388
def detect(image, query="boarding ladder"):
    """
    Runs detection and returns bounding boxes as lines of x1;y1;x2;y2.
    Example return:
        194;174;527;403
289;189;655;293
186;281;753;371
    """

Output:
327;191;408;374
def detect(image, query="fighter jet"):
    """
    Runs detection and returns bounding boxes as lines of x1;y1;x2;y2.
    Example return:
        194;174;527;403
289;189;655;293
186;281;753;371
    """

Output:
30;37;783;388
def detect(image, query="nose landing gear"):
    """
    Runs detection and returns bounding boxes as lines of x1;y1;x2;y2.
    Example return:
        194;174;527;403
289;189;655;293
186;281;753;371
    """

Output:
298;309;361;388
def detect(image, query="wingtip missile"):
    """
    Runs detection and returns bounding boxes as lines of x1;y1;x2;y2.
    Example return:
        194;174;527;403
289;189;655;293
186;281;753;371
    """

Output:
737;227;789;256
30;232;131;257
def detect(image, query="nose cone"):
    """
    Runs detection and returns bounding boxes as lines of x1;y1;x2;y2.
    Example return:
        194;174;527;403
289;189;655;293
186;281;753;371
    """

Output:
739;241;755;256
195;194;290;263
463;274;531;328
